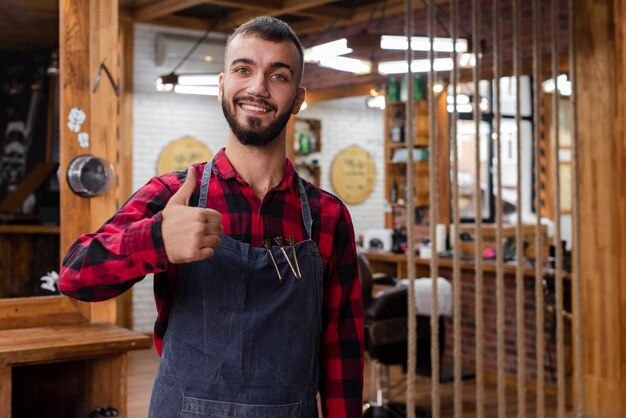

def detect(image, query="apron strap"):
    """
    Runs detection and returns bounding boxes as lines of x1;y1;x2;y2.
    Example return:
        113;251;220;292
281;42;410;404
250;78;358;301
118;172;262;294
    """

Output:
196;158;313;240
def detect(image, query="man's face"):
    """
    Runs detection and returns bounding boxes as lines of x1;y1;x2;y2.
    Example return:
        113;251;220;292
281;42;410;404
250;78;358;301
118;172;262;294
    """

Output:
219;34;305;147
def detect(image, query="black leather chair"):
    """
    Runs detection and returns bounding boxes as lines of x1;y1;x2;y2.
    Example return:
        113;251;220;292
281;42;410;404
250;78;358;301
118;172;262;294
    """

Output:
358;251;445;418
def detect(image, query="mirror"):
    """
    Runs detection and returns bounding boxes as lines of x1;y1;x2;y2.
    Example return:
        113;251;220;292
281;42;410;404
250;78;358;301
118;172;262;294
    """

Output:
0;1;61;300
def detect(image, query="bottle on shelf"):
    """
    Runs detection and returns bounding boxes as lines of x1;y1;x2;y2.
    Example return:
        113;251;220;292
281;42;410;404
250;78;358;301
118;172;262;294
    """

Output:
390;180;398;203
387;78;400;102
391;110;405;143
299;131;311;154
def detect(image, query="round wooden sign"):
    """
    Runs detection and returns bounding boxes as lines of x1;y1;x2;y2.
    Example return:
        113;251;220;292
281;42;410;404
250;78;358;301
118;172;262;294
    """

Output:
157;136;213;175
330;145;376;204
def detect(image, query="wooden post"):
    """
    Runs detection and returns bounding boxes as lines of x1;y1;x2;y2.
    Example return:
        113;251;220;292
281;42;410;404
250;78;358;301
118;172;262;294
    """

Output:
576;0;626;416
60;0;120;324
0;365;10;418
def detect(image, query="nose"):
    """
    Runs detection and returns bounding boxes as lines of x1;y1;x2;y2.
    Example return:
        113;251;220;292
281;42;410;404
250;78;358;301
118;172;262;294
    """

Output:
246;72;269;97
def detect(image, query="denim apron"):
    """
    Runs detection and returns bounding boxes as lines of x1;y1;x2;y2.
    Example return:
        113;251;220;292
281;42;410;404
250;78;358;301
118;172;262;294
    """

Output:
148;160;324;418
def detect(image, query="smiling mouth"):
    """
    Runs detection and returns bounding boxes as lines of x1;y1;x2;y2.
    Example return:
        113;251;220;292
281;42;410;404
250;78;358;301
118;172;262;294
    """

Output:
240;103;271;113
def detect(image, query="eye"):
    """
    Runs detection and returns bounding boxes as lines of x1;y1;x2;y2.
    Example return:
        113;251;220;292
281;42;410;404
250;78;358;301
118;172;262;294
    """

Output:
271;73;288;81
234;67;249;75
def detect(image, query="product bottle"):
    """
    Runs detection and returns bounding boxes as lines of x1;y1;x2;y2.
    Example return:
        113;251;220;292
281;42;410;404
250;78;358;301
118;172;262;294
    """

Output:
299;131;310;154
391;111;405;143
390;180;398;203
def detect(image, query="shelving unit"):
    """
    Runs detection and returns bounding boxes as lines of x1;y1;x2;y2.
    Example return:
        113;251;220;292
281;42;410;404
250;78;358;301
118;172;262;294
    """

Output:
287;117;322;185
384;99;430;229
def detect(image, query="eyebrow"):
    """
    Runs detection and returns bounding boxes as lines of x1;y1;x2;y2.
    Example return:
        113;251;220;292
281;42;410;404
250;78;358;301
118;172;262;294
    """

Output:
230;58;294;75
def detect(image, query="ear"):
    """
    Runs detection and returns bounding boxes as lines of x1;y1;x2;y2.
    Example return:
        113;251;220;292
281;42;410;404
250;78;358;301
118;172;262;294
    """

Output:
217;72;225;103
291;86;307;115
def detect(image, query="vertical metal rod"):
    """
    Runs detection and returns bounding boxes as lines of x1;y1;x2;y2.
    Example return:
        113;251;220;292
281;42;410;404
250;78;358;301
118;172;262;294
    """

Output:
472;0;485;416
551;0;565;415
492;0;506;416
404;0;417;417
532;0;546;416
513;0;526;416
450;0;462;416
427;0;441;416
568;0;584;414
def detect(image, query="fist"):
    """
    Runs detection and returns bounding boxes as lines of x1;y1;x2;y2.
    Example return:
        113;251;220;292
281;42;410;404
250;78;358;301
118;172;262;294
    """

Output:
162;167;223;264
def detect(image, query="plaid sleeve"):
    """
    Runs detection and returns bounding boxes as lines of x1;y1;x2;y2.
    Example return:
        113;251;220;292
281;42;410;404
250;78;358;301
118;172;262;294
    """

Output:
58;173;181;301
318;201;364;418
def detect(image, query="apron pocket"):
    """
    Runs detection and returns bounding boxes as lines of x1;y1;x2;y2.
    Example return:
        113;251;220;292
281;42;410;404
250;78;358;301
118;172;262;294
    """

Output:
181;396;301;418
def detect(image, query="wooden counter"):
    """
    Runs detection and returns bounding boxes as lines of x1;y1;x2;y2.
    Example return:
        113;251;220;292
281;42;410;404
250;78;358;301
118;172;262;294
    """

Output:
362;250;567;386
362;250;537;279
0;322;152;418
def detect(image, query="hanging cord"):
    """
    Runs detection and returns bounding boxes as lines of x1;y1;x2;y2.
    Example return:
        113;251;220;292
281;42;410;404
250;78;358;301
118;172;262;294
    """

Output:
450;0;462;416
550;0;565;415
492;0;506;416
427;0;441;416
568;0;584;414
513;0;526;416
532;0;546;416
169;11;226;75
471;0;485;416
404;0;417;416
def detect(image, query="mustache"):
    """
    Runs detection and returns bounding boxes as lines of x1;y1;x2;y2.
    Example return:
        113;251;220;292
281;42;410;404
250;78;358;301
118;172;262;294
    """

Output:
234;95;277;111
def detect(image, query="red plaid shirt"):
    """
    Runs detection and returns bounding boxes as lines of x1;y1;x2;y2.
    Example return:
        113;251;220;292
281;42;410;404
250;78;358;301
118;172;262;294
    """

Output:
59;148;364;417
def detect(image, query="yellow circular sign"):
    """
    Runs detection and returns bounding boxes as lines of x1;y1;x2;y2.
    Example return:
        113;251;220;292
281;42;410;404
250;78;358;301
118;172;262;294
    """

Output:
330;145;377;204
157;137;213;175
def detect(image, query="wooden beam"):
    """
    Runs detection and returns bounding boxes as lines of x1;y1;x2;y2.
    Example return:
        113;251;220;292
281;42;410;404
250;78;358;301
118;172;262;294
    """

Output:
134;0;207;22
218;0;338;30
60;0;120;324
305;82;377;103
577;0;626;416
204;0;282;9
152;15;215;32
294;5;353;20
116;16;134;331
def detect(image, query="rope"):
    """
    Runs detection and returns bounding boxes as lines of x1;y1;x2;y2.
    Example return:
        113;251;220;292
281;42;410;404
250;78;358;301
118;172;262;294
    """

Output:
568;0;585;414
492;0;507;416
472;0;485;415
532;0;546;415
428;0;441;416
550;0;566;415
450;0;463;416
513;0;526;415
404;0;418;416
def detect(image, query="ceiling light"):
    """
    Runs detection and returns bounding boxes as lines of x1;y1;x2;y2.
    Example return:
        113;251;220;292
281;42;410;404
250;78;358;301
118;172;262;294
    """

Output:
304;38;352;63
381;35;468;53
433;82;444;94
173;85;219;96
378;58;454;75
156;73;220;96
542;74;571;96
366;95;386;110
177;74;219;86
459;53;476;68
318;56;372;74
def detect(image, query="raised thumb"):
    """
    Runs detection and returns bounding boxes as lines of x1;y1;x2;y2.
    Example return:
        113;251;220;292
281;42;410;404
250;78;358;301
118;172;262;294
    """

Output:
170;167;197;206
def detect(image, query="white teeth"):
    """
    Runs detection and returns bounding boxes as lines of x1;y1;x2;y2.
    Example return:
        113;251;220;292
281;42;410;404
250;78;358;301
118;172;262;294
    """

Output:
241;104;269;112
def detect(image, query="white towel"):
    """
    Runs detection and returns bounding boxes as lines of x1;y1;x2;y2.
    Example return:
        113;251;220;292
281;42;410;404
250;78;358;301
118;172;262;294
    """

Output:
398;277;453;317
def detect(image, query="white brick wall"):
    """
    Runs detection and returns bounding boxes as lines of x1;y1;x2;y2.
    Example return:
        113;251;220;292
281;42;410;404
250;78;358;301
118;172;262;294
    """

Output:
131;23;385;333
300;97;386;238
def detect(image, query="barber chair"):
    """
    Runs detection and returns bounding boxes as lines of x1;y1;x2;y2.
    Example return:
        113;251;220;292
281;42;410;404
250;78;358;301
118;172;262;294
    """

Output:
357;251;452;418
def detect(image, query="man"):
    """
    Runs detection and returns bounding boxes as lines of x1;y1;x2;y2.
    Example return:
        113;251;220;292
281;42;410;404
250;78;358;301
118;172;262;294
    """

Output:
59;16;363;418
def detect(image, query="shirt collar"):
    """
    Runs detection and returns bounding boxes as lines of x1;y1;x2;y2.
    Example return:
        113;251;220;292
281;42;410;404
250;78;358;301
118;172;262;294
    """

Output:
212;147;298;193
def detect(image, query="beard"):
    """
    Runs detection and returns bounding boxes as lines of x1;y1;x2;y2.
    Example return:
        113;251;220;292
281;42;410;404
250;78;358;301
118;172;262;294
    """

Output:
222;95;294;148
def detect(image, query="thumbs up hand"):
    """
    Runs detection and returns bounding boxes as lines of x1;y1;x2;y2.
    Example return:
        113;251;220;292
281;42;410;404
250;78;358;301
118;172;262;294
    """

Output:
162;167;223;264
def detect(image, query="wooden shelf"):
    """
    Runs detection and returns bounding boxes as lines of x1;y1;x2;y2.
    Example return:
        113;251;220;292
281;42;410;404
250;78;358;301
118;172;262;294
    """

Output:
0;224;60;234
388;142;428;149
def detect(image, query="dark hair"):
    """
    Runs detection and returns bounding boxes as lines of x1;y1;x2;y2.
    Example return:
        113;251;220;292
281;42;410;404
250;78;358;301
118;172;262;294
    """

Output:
226;16;304;81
